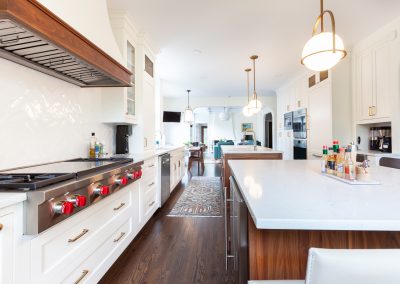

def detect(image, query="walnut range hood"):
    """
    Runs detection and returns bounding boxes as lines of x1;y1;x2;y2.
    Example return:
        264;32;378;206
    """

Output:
0;0;132;87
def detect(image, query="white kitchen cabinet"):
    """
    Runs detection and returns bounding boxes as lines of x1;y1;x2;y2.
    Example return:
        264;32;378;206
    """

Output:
0;207;15;284
142;75;156;151
103;13;157;153
140;157;158;225
308;81;332;157
169;148;185;192
30;182;140;284
102;17;138;124
354;30;398;123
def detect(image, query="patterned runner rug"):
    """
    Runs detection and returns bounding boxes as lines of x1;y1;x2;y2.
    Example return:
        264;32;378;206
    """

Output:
168;177;222;217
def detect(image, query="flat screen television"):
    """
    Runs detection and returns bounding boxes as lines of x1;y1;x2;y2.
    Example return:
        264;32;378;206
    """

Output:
163;111;181;123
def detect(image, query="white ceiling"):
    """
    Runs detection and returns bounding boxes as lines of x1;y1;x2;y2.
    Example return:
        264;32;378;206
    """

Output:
107;0;400;98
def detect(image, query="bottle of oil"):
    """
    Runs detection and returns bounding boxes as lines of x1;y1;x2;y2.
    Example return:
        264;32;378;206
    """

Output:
89;133;97;158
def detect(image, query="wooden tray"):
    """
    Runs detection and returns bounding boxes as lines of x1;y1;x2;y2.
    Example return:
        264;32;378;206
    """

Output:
322;173;381;185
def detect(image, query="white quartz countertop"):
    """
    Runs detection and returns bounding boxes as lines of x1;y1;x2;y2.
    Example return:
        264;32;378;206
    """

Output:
0;193;26;209
228;159;400;231
221;145;283;155
130;145;185;162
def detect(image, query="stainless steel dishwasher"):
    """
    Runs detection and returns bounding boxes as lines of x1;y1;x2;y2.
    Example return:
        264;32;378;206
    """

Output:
160;153;171;206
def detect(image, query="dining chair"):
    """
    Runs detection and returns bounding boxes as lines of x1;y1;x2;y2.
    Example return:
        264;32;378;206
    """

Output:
249;248;400;284
188;147;204;175
379;157;400;169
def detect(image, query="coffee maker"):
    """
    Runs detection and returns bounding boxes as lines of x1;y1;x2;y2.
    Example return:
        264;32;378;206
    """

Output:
369;127;392;153
116;125;132;154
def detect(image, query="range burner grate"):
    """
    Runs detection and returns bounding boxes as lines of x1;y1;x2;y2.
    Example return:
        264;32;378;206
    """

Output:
0;173;76;190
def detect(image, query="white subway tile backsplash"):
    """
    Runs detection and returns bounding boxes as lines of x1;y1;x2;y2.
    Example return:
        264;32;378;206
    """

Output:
0;59;114;170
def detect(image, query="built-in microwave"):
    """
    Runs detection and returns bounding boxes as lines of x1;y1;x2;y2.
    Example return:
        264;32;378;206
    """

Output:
292;108;307;139
284;112;293;130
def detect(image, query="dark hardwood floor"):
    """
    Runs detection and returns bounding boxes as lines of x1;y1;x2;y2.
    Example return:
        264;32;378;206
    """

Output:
99;162;234;284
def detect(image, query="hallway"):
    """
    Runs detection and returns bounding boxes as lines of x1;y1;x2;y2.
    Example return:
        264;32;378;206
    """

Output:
99;163;234;284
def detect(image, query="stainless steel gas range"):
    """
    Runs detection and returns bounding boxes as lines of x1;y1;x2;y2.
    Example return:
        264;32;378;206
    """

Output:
0;158;143;235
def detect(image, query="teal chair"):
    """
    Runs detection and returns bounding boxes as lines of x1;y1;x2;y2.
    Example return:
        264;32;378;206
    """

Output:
213;140;234;159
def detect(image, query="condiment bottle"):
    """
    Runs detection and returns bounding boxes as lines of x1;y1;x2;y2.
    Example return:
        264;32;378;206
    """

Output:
327;147;336;175
344;149;355;180
336;148;345;178
321;145;328;173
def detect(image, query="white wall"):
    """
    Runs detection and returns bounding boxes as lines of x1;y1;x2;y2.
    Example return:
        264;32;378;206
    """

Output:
0;0;121;169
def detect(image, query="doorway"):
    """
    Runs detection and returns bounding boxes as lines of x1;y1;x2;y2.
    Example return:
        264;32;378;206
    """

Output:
264;113;273;148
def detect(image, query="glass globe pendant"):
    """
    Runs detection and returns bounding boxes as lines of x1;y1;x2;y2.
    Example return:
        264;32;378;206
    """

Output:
301;0;347;71
248;96;262;114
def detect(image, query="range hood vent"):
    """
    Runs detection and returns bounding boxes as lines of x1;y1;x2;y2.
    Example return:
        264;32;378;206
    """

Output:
0;0;131;87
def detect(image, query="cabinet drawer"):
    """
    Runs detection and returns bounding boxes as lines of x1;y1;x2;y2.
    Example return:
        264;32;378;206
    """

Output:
142;174;157;194
61;217;133;284
31;189;132;282
142;186;157;220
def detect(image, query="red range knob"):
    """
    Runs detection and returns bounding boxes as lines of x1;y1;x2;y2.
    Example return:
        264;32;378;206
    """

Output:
75;195;87;207
95;185;110;196
68;195;87;207
137;169;143;178
53;201;74;215
116;177;128;186
62;202;74;214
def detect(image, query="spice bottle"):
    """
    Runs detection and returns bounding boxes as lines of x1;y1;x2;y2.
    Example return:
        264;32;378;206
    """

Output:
344;149;355;180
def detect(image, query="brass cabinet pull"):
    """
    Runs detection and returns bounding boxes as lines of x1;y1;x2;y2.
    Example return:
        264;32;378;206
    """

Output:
68;229;89;243
113;202;125;211
297;100;301;108
368;107;371;116
148;164;155;168
74;270;89;284
0;224;3;231
113;232;126;243
149;201;155;207
372;106;376;116
148;182;155;187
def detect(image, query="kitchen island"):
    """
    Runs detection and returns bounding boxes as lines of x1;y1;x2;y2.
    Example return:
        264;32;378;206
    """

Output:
220;145;283;196
228;159;400;281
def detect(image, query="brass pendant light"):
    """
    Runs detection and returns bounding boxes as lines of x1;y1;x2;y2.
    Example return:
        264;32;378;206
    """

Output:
242;68;253;117
248;55;262;114
301;0;347;71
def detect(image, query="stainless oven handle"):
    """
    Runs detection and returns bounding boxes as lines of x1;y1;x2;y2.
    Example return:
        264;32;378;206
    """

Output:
224;186;234;270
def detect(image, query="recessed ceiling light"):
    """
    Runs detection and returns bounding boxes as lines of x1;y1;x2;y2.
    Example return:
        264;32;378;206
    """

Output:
192;49;202;55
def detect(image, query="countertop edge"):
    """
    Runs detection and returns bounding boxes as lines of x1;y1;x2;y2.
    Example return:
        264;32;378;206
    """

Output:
132;145;185;163
0;193;27;210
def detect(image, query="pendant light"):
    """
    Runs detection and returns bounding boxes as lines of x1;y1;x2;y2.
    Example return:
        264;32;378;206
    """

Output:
242;68;253;117
184;89;194;123
301;0;347;71
248;55;262;114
